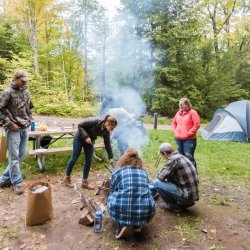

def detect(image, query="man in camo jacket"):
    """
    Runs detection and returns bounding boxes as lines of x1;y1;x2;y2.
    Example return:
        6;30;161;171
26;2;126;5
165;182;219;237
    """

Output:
0;70;33;195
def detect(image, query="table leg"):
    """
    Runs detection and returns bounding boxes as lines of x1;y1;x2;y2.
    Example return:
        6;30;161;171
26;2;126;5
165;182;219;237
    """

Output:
36;136;41;149
37;155;45;171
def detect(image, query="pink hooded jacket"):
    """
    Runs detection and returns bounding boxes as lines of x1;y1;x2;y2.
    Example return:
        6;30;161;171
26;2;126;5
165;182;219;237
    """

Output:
172;109;200;140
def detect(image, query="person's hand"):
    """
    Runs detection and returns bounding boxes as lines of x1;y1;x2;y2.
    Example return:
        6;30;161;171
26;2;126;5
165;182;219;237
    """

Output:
10;123;20;131
85;137;92;144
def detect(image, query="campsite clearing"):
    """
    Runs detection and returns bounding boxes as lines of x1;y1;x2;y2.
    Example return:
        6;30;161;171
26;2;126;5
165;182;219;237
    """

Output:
0;129;249;250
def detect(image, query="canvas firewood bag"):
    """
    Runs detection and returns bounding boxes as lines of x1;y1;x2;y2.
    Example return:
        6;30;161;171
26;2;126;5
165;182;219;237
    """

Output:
25;182;53;226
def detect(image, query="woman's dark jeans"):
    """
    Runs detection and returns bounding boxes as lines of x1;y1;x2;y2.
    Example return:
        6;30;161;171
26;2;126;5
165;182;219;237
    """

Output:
175;138;197;168
66;137;94;179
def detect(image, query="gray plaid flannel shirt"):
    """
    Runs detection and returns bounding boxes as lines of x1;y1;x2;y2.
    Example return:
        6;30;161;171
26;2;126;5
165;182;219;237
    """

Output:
157;152;199;201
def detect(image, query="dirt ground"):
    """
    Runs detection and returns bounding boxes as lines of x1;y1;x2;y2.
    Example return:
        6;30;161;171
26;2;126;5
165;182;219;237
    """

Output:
0;116;249;249
0;173;249;250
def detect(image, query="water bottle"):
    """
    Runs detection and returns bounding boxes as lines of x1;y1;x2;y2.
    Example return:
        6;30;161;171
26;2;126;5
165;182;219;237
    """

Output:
94;211;103;233
31;121;36;131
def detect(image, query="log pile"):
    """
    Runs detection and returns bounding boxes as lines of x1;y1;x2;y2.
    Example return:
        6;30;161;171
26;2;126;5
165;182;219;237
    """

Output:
79;194;106;226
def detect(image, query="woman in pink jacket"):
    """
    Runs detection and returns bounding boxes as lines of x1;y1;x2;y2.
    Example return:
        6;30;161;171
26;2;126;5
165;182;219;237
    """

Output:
172;98;200;168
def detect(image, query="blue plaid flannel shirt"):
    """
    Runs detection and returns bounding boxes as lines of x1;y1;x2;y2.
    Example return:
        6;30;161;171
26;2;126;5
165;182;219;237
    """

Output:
107;166;155;226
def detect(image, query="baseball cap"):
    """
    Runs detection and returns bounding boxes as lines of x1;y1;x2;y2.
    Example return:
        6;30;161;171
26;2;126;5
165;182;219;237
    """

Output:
159;143;173;153
14;70;29;82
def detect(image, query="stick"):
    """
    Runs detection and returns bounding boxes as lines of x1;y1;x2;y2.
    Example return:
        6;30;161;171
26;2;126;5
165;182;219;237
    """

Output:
154;154;161;168
104;163;113;174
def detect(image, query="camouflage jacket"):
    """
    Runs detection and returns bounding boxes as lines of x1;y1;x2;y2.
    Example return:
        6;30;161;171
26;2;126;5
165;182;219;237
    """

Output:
0;82;33;129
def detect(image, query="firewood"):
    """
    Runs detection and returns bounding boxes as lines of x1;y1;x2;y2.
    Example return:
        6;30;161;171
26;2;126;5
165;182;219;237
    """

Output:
79;208;94;226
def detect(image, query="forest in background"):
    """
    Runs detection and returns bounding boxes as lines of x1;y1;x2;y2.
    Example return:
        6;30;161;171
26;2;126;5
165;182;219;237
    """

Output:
0;0;249;118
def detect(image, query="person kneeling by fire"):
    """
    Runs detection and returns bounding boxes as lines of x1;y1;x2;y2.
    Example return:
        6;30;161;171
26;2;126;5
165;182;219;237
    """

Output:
107;148;155;239
150;143;199;213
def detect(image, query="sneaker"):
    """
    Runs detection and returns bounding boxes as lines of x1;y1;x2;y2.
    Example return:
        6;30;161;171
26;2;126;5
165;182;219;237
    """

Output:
63;176;74;188
13;185;24;195
82;179;95;190
115;225;130;239
133;226;142;233
159;202;183;213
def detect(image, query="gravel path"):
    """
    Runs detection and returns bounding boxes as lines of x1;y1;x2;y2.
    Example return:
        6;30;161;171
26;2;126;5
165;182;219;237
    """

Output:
33;115;172;130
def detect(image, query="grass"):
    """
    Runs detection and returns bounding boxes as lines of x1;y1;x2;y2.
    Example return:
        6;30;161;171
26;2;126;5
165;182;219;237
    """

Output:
143;130;250;188
0;130;249;187
210;193;230;206
0;227;19;239
174;217;201;242
0;129;249;249
142;115;172;125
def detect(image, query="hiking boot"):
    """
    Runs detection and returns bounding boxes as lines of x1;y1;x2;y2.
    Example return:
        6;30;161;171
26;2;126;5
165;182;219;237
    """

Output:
82;179;94;190
63;176;74;188
133;226;142;233
115;225;130;239
159;202;183;213
13;185;24;195
0;180;11;188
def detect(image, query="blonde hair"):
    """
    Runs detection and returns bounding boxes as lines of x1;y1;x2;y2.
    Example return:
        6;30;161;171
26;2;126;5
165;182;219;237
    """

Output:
117;148;143;168
179;98;192;109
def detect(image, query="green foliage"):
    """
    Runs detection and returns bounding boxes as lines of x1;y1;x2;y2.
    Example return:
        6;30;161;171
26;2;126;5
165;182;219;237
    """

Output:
34;101;96;118
122;0;250;118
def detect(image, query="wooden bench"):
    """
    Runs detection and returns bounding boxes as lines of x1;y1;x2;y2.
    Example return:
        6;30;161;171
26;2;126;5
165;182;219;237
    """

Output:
29;144;105;171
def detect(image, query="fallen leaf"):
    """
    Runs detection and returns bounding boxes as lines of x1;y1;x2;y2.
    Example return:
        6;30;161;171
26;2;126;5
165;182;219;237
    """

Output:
202;229;208;234
210;229;217;234
40;234;46;239
114;247;120;250
131;243;139;250
35;241;40;245
19;243;26;250
3;216;9;221
0;189;3;193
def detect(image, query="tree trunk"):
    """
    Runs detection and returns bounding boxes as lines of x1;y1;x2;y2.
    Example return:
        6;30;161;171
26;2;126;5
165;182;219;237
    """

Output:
83;2;88;101
101;38;106;99
30;20;39;75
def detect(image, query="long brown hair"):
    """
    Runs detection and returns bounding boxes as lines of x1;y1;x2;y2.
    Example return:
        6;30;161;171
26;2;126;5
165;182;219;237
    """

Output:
117;148;143;168
104;115;117;127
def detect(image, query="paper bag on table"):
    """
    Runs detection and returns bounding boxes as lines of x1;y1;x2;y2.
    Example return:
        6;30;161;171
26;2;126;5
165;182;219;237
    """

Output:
25;182;53;226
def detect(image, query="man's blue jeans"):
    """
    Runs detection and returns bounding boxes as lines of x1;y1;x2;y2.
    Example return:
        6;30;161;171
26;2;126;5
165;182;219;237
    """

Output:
175;138;197;168
66;137;94;179
150;179;194;209
0;128;29;186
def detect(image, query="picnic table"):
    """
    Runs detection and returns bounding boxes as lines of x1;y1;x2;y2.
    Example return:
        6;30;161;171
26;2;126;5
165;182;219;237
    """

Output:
28;128;105;171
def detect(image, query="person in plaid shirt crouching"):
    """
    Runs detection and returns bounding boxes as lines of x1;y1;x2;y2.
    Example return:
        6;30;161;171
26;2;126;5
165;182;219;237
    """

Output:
150;142;199;213
107;148;155;239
